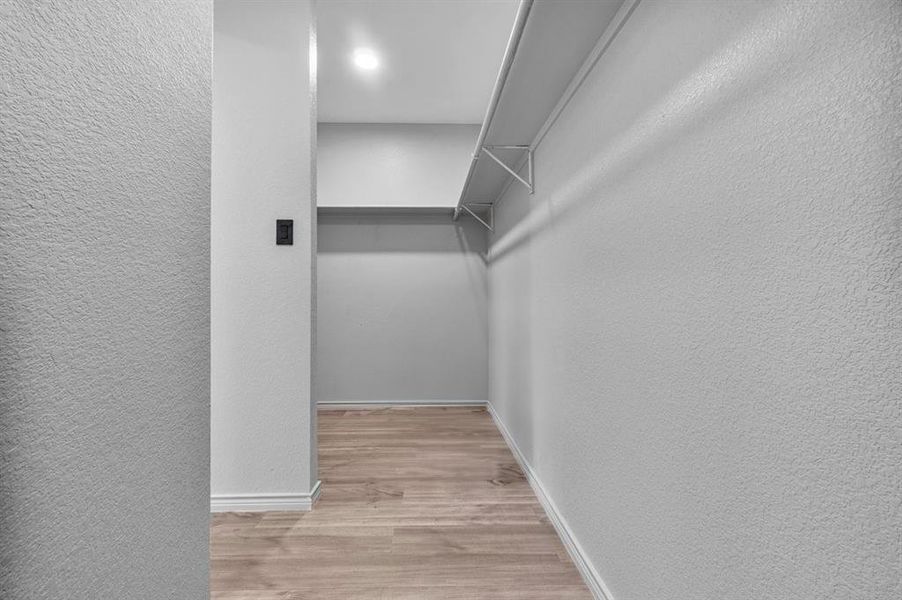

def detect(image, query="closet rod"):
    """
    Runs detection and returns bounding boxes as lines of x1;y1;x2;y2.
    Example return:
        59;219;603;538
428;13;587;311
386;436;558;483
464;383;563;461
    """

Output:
453;0;534;221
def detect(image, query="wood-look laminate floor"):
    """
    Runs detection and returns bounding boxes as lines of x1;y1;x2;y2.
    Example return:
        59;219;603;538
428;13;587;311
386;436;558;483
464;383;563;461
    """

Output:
210;406;591;599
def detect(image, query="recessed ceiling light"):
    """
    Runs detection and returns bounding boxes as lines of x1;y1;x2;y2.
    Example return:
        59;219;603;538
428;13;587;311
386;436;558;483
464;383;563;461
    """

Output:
352;48;379;71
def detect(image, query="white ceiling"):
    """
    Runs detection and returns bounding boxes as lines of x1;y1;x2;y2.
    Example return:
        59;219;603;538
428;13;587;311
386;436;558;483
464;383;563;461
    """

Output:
317;0;520;124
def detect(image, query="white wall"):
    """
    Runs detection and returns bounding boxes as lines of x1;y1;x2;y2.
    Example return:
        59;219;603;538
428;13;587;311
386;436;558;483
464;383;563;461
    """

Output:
211;0;318;506
0;1;211;597
489;1;902;599
318;123;478;207
315;123;486;403
316;212;487;404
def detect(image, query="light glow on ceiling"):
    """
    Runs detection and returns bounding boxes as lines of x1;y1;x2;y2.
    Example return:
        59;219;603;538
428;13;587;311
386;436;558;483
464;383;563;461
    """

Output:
352;48;380;71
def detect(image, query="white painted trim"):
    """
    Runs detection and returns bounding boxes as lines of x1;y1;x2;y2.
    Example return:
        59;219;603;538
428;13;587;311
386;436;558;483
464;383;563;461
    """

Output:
487;403;615;600
211;480;322;513
309;479;322;505
318;400;487;409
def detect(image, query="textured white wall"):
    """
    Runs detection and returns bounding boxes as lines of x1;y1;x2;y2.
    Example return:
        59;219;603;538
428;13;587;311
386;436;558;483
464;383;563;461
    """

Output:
317;123;478;207
316;213;487;403
0;1;211;598
211;0;317;498
489;1;902;598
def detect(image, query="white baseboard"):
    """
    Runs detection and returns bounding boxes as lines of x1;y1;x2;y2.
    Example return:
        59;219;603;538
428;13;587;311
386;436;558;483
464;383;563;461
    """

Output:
318;399;487;409
486;403;615;600
211;480;322;513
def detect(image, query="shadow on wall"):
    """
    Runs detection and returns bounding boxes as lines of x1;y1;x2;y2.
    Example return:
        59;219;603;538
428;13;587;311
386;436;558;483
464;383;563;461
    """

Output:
317;210;490;340
488;0;808;263
488;185;537;464
314;211;490;404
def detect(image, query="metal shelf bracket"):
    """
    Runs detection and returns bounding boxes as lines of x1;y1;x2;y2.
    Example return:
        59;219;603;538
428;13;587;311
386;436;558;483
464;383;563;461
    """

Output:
482;145;534;194
460;203;494;232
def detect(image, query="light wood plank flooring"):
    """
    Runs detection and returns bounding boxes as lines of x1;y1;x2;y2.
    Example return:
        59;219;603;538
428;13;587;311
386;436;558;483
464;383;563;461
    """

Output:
210;406;591;599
